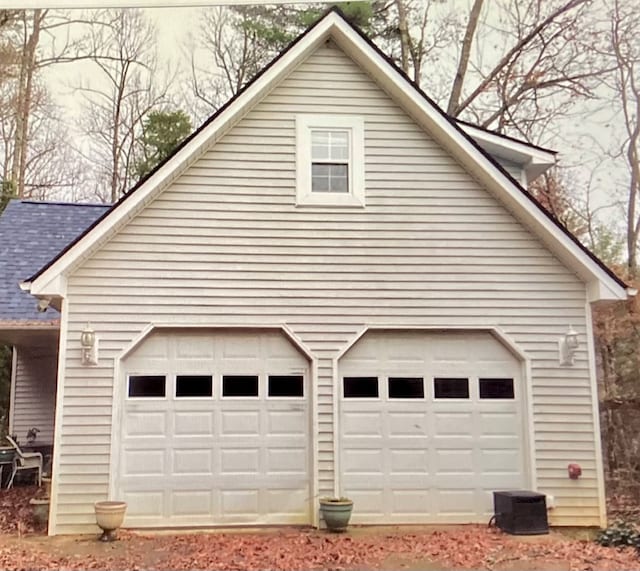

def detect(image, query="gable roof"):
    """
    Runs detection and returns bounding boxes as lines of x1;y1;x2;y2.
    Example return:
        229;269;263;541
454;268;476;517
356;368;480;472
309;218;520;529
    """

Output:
0;200;108;324
22;7;629;302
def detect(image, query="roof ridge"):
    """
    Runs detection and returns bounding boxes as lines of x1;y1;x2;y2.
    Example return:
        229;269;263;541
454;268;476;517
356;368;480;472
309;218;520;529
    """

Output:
18;199;110;208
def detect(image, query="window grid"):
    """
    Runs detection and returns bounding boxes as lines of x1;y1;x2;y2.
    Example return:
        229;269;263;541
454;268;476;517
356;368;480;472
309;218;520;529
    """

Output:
310;129;350;193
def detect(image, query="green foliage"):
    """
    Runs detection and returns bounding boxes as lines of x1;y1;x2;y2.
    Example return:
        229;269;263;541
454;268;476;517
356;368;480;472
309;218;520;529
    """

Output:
236;2;378;53
596;520;640;550
589;224;625;267
0;179;16;214
132;109;192;182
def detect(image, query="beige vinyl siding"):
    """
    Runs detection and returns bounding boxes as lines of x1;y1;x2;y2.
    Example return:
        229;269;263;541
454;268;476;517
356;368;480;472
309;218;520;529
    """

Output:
11;347;57;445
54;41;599;532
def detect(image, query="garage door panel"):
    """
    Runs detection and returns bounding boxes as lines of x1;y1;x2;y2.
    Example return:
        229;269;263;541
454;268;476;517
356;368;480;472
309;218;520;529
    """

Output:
343;448;383;472
219;448;260;474
388;412;429;435
433;413;474;434
389;449;428;473
266;489;309;514
221;410;260;435
173;411;215;436
266;447;307;473
390;490;431;514
480;449;521;471
339;330;526;524
478;413;519;434
122;490;164;519
170;490;215;516
122;449;165;476
119;330;311;527
434;448;474;474
385;474;430;488
220;490;259;516
341;411;383;435
433;489;477;515
348;490;385;515
172;449;214;475
124;411;167;436
342;473;386;488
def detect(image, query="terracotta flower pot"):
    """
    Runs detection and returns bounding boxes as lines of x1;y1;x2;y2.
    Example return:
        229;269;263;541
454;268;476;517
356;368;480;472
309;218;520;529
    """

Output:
94;501;127;542
319;497;353;532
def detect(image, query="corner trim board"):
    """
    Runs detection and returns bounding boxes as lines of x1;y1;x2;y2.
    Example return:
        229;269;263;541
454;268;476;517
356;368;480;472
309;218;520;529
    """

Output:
48;298;69;535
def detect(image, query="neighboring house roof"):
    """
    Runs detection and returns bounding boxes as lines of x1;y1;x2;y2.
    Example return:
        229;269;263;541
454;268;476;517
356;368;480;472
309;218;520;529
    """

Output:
22;7;629;302
0;200;109;324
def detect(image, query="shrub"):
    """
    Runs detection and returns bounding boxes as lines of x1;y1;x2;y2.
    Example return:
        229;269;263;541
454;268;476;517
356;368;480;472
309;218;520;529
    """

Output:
596;520;640;549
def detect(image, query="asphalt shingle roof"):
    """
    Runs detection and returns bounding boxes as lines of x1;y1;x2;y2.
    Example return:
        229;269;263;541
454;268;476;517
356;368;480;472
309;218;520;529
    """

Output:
0;200;110;323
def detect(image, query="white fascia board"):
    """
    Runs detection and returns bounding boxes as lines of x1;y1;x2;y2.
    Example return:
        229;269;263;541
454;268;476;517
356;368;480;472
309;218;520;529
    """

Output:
27;14;338;298
329;20;626;302
459;123;557;171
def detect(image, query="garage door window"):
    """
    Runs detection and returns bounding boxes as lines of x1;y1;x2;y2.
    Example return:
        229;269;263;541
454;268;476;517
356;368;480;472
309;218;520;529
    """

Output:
388;377;424;399
176;375;213;398
222;375;259;397
479;378;514;399
433;377;469;399
268;375;304;397
344;376;379;398
128;375;166;398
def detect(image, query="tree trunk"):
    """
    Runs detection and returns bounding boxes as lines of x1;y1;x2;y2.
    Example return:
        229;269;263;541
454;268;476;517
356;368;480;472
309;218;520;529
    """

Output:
10;9;43;198
395;0;410;75
447;0;484;116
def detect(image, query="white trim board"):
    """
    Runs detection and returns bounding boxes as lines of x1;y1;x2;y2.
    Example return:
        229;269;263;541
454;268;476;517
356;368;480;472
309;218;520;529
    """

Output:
22;9;628;303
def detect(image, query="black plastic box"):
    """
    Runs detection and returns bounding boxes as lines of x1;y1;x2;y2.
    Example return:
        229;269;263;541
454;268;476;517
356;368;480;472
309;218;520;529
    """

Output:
493;490;549;535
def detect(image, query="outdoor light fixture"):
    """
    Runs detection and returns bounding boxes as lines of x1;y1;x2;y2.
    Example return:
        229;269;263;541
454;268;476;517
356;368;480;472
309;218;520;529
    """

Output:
80;322;98;366
558;325;579;366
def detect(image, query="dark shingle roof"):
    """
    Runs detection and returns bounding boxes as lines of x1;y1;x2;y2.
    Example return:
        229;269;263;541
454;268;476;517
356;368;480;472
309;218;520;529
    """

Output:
0;200;110;323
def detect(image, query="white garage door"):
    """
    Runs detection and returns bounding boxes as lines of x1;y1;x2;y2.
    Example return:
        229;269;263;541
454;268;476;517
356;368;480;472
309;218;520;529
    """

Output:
117;329;311;527
339;330;526;524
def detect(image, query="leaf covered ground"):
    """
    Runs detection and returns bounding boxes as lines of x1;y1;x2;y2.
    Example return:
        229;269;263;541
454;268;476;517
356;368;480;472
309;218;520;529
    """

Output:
0;486;638;570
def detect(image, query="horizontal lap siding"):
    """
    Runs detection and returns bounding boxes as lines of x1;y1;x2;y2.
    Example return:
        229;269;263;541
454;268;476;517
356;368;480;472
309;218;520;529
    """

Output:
55;42;598;532
12;348;56;445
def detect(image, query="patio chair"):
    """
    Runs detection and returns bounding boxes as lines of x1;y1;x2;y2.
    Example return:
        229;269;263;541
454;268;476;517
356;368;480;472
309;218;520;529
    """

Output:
5;435;42;488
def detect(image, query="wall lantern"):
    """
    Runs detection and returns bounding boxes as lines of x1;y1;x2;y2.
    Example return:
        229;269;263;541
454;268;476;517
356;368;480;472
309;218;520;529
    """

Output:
558;325;579;366
80;322;99;366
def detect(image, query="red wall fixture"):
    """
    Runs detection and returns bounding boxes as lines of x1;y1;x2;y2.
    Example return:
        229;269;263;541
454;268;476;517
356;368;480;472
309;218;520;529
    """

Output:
568;463;582;479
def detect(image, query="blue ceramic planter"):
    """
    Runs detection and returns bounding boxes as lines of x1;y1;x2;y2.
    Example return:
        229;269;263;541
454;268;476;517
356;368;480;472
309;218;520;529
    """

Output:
319;498;353;532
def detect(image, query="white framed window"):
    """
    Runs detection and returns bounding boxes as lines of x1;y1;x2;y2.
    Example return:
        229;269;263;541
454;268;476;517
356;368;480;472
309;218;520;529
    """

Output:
296;115;365;207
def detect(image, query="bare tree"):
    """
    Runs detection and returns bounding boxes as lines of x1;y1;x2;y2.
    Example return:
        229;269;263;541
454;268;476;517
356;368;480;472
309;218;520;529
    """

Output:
447;0;483;115
1;9;95;199
76;9;170;203
188;6;281;117
446;0;611;143
604;0;640;274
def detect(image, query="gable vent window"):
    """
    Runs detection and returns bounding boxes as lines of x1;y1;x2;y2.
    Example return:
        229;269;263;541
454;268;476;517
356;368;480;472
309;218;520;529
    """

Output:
128;375;166;398
176;375;213;398
389;377;424;399
479;378;515;399
296;115;364;207
343;376;379;398
434;377;469;399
